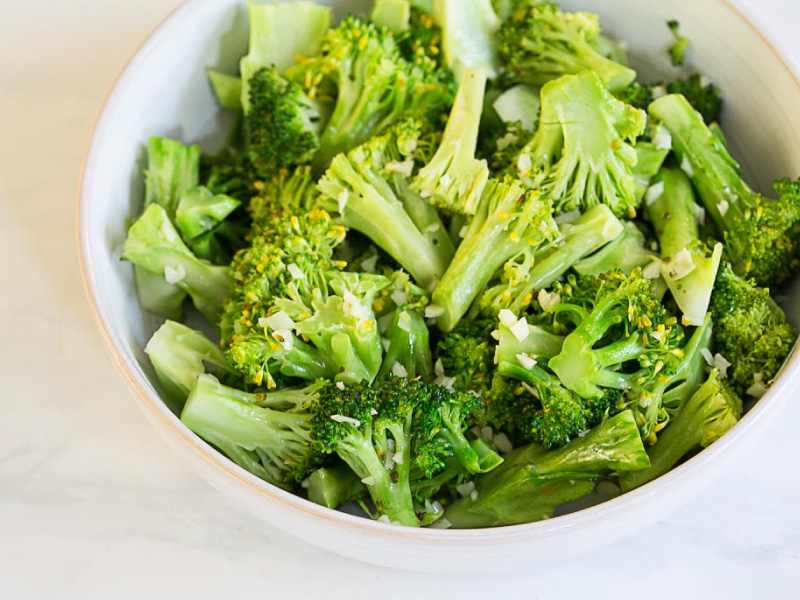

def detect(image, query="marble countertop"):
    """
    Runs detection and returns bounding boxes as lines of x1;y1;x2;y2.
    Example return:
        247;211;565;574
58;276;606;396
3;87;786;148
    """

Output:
1;0;799;597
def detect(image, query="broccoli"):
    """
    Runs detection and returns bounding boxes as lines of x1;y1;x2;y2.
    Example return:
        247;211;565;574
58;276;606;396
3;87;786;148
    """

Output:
514;71;646;217
478;204;625;316
371;0;411;33
649;93;800;287
573;222;659;278
248;165;318;230
432;0;501;80
144;320;238;409
245;67;325;174
412;68;491;216
181;374;325;490
709;264;797;398
175;186;244;265
492;83;540;131
239;1;332;111
618;75;723;125
431;177;560;332
122;204;233;324
396;6;445;69
444;410;650;527
200;148;258;205
548;269;685;400
619;369;741;491
310;375;498;525
289;15;454;170
646;167;723;326
317;120;454;290
379;306;434;380
631;142;670;203
306;463;367;509
667;20;688;67
437;318;496;395
497;2;636;92
207;69;242;111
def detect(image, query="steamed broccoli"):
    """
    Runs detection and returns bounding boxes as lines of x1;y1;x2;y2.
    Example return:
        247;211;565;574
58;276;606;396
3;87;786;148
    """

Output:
497;2;636;91
666;20;688;67
573;221;659;278
432;178;559;332
317;120;454;289
710;264;797;398
618;75;723;125
619;369;741;491
513;71;646;217
379;306;434;380
123;204;233;324
289;15;454;170
432;0;501;80
649;93;800;287
175;186;245;265
646;167;723;326
444;410;650;527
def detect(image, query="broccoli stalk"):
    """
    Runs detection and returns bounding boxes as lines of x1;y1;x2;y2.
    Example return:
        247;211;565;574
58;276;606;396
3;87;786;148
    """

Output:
371;0;411;33
631;142;670;203
412;67;490;216
497;2;636;91
514;71;646;217
317;122;454;289
444;410;650;527
649;94;800;287
239;1;332;111
619;369;742;491
432;0;500;80
573;222;659;277
379;307;434;380
479;204;625;315
432;179;559;332
647;167;723;326
306;463;367;509
181;374;323;490
207;69;242;111
123;204;233;324
548;269;684;400
495;321;565;370
710;264;797;398
144;320;237;409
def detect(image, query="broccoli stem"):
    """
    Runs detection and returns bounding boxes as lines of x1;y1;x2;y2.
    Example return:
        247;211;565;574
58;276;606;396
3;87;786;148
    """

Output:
496;324;565;369
573;221;657;277
647;167;722;326
122;204;233;324
619;370;742;491
631;142;670;202
371;0;411;33
134;267;186;321
379;307;434;380
306;464;367;509
207;69;243;111
445;411;649;527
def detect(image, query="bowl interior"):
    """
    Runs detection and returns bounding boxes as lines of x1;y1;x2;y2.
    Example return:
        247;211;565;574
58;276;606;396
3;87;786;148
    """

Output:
79;0;800;571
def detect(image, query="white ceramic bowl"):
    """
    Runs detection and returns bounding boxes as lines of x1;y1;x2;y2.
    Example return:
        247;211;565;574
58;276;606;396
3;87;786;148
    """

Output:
79;0;800;572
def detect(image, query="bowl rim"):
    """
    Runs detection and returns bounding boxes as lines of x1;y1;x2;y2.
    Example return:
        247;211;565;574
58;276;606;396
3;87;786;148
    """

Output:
77;0;800;545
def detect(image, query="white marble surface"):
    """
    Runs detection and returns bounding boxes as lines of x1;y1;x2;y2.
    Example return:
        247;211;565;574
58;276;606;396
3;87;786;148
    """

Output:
1;0;799;597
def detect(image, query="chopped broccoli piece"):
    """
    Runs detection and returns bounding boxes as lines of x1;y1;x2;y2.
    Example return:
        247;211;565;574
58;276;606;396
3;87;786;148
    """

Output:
432;0;500;79
444;410;650;527
412;67;490;216
573;222;659;278
248;165;318;230
619;369;741;491
667;20;689;66
200;148;258;205
631;142;670;203
647;167;723;326
437;318;496;395
497;2;636;91
514;71;646;217
123;204;233;324
306;463;367;508
371;0;411;33
175;186;244;265
239;1;332;111
207;69;242;111
649;93;800;287
618;75;723;124
710;264;797;398
492;83;540;130
317;120;454;290
245;67;325;174
432;178;559;332
379;306;434;380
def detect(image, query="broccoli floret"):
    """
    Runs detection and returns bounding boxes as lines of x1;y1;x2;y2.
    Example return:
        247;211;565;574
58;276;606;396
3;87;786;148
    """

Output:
649;94;800;287
478;204;624;316
201;148;258;204
647;167;723;326
306;463;367;508
310;375;498;525
181;374;325;490
497;2;636;91
123;204;233;324
432;178;559;332
548;269;686;400
618;75;723;125
667;20;688;66
317;120;454;290
619;369;741;491
239;1;332;111
396;7;445;70
573;222;659;278
709;264;797;398
513;71;646;217
444;410;650;527
412;68;491;216
379;306;434;380
248;165;318;230
289;15;454;170
144;320;238;409
175;186;244;265
245;67;325;174
432;0;501;79
437;318;496;395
